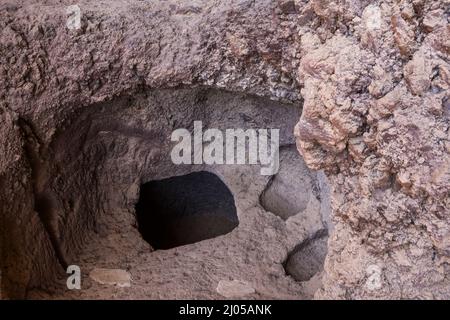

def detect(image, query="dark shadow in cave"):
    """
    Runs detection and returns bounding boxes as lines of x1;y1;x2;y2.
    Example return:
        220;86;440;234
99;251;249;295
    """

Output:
136;171;239;250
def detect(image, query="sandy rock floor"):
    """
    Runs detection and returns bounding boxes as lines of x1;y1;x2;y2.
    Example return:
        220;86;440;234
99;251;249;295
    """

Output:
29;147;328;300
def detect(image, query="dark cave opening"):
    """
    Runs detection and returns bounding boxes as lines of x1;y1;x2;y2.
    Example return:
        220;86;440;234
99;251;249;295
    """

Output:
135;171;239;250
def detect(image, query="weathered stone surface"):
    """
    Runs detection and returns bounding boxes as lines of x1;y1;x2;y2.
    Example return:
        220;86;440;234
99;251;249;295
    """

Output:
0;0;449;300
294;0;450;299
216;280;255;298
285;233;328;282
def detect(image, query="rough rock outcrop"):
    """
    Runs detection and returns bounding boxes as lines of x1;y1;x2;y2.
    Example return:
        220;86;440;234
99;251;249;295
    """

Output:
294;0;450;299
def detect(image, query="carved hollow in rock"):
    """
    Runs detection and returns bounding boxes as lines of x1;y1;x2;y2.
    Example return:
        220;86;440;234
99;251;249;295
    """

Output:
260;145;319;220
136;171;239;249
3;88;331;300
284;231;328;282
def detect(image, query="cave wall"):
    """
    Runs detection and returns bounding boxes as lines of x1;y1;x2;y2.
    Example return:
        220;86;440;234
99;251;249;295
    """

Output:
0;0;449;299
294;1;450;299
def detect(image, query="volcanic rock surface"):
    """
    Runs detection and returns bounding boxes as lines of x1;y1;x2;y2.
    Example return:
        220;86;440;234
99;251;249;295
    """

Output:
0;0;449;299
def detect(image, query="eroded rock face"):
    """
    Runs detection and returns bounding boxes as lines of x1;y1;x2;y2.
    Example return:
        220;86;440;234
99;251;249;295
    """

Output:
294;0;450;299
0;0;449;299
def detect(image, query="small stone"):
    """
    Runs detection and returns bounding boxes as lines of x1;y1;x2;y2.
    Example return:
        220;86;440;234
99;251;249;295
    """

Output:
403;52;432;96
391;14;415;57
396;171;412;188
423;10;444;33
216;280;255;298
89;268;131;287
400;3;415;20
227;33;251;57
363;5;382;31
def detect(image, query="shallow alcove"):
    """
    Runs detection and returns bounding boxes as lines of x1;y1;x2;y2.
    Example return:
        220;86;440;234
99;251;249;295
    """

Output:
260;146;319;220
284;231;328;282
7;87;318;300
135;171;239;249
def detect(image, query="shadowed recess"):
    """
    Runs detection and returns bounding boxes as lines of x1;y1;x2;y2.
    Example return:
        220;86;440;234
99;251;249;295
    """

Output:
136;171;239;249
